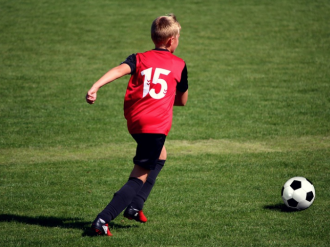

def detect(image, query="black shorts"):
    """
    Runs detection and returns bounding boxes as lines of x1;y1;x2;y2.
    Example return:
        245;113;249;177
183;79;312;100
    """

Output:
131;133;166;170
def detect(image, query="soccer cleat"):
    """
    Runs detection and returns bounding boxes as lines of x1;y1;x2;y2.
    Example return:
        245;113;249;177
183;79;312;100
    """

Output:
91;217;112;236
123;206;147;223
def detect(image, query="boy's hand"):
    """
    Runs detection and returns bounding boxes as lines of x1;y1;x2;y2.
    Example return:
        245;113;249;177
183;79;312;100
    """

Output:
86;89;97;104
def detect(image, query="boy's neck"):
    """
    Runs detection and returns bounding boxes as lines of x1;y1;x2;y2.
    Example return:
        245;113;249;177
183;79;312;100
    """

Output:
154;47;170;52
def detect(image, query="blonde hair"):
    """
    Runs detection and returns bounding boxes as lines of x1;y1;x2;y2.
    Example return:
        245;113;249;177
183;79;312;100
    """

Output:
151;14;181;46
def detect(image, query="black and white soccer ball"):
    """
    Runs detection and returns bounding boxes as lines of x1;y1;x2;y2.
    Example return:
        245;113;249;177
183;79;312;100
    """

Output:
281;177;315;210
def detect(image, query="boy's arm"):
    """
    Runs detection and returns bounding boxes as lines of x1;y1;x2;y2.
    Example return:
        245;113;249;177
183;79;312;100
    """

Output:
174;63;188;106
174;89;188;106
86;63;131;104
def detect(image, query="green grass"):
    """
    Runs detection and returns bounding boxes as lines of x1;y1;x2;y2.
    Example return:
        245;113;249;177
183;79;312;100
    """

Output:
1;0;330;246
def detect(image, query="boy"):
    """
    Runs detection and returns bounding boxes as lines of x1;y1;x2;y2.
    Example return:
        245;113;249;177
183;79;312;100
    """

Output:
86;14;188;236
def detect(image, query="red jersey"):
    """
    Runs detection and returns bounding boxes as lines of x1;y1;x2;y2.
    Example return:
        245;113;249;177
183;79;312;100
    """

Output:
123;49;187;135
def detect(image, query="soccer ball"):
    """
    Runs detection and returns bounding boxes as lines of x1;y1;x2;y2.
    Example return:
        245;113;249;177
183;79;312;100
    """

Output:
281;177;315;210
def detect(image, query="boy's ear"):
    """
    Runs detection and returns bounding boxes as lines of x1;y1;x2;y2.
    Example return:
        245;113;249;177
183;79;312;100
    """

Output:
166;36;174;47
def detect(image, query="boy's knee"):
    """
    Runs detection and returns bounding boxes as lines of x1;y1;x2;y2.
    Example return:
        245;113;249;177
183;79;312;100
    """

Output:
159;146;167;160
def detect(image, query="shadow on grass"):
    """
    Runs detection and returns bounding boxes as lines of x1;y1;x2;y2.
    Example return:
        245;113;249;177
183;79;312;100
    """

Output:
263;203;299;212
0;214;137;237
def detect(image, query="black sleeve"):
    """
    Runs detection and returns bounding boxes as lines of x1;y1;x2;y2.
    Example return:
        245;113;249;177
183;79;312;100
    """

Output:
176;64;188;92
121;54;136;74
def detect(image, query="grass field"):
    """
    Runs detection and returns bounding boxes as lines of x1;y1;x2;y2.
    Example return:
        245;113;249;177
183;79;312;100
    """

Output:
1;0;330;246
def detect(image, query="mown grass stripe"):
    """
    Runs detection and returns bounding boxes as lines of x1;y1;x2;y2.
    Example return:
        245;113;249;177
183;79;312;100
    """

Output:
1;136;329;165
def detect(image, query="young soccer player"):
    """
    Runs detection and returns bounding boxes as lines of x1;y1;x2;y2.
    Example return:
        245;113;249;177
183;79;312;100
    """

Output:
86;14;188;236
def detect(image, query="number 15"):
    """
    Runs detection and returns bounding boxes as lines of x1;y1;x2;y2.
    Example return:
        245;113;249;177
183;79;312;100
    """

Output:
141;68;171;99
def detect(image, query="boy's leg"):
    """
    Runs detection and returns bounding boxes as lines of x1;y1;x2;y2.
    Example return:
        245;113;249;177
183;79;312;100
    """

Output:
127;159;165;211
91;134;165;235
123;160;165;222
96;165;149;221
91;165;148;236
124;147;167;222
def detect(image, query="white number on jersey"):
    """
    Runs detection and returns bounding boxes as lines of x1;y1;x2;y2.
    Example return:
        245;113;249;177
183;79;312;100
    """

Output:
141;68;171;99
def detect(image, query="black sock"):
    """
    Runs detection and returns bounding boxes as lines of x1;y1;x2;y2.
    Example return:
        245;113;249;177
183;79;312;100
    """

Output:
129;160;165;210
97;177;143;222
